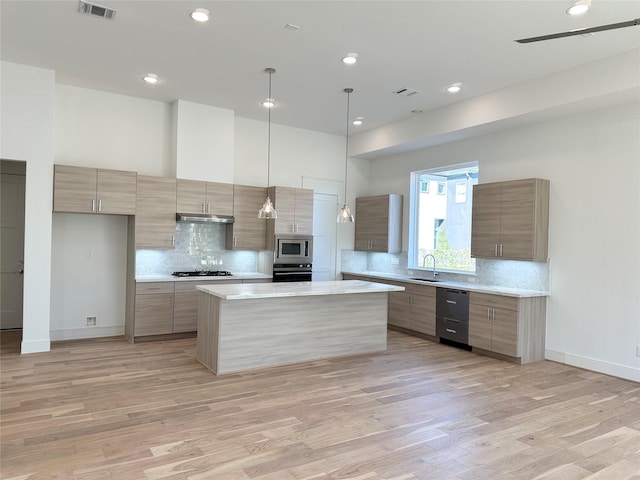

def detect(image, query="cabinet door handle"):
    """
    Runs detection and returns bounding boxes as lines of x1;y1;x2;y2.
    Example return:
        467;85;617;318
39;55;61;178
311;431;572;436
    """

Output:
495;244;498;256
499;244;503;256
446;328;457;334
493;308;496;321
98;199;102;212
487;308;491;320
171;235;175;247
92;199;96;213
206;203;210;213
234;236;237;247
446;300;456;304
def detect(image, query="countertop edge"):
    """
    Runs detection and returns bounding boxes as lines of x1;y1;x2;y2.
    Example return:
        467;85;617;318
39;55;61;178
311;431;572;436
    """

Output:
341;271;549;298
197;280;405;300
136;273;272;283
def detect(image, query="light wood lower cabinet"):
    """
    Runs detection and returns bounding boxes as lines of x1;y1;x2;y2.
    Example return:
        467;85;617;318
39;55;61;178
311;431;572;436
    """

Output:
133;282;175;337
342;274;436;335
387;282;436;335
130;278;272;340
469;291;546;363
173;280;236;333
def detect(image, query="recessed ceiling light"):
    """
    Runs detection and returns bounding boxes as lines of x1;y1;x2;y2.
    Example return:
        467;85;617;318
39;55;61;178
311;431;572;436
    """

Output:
190;8;210;22
566;0;590;16
342;53;358;65
143;73;159;84
261;97;276;108
446;82;462;93
352;117;363;126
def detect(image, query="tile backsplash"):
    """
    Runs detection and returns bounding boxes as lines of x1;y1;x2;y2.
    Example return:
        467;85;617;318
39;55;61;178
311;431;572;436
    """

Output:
136;223;260;275
341;249;549;291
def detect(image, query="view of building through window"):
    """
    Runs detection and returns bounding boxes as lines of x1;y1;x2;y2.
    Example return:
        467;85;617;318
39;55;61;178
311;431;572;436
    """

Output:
409;163;478;272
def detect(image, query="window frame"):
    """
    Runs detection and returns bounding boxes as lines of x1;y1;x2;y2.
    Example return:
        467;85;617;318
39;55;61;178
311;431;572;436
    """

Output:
408;162;478;274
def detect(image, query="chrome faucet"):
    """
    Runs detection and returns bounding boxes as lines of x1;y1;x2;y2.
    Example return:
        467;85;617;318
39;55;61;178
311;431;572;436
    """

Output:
422;253;437;279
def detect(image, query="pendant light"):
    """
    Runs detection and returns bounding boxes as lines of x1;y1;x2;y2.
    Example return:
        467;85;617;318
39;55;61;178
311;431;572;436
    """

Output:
258;67;277;219
337;88;355;223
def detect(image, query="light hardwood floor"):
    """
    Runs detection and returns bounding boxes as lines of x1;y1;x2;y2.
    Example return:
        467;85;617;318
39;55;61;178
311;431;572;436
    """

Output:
1;330;639;480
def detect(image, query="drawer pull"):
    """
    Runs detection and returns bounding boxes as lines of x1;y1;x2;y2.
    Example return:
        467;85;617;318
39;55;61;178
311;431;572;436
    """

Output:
446;328;457;334
446;300;456;304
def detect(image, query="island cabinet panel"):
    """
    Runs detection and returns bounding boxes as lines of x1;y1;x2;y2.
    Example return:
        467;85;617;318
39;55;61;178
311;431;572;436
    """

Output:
265;186;314;250
225;185;266;251
354;194;402;253
196;286;392;375
176;179;233;215
53;165;137;214
133;282;175;337
471;178;549;261
135;175;177;249
469;291;546;363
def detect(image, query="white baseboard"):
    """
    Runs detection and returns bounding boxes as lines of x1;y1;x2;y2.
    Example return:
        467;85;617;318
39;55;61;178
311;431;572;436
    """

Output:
546;349;640;382
21;339;51;354
50;326;125;341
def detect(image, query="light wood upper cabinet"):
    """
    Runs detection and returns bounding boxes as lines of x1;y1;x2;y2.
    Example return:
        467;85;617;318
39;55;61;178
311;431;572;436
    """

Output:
53;165;136;215
225;185;267;251
354;194;402;253
266;186;314;249
176;179;233;215
471;178;549;261
135;175;177;249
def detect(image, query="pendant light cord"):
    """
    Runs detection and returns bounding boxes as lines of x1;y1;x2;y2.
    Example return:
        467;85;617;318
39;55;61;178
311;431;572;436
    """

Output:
267;69;272;187
343;88;352;203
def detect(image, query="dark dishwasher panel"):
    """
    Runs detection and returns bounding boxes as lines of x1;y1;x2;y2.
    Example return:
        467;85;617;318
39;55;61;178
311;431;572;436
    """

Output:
436;288;469;319
436;287;470;346
436;317;469;344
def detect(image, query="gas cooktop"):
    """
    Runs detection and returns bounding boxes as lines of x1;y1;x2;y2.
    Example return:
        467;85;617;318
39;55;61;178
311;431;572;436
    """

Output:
172;270;233;277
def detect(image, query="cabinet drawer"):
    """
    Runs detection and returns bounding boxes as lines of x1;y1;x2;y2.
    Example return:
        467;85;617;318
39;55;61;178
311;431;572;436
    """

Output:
470;292;518;311
136;282;175;295
174;280;236;294
405;283;436;297
436;288;469;319
436;316;469;344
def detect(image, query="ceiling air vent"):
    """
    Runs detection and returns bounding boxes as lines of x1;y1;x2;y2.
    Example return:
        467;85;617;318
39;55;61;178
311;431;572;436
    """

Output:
79;1;117;20
393;87;420;97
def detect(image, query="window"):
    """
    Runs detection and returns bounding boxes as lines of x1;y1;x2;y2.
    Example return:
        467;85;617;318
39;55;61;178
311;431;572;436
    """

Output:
409;163;478;273
455;182;467;203
420;180;430;193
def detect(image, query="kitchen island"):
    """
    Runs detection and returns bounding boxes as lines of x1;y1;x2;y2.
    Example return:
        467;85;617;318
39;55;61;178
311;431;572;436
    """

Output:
196;280;404;374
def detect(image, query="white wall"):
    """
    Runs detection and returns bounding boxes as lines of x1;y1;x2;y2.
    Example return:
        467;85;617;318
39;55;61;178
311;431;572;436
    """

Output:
367;102;640;381
173;100;234;183
233;116;345;187
55;84;173;176
0;61;55;353
50;214;128;339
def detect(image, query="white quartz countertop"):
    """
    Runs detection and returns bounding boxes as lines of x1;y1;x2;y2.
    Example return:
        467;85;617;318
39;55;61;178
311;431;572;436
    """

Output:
197;280;404;300
342;271;549;298
136;273;272;283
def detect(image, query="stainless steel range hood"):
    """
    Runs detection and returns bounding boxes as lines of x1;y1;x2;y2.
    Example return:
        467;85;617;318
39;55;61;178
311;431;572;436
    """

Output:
175;213;235;224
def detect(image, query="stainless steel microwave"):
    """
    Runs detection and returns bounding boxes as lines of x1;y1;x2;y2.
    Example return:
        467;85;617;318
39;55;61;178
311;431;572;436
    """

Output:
274;235;313;263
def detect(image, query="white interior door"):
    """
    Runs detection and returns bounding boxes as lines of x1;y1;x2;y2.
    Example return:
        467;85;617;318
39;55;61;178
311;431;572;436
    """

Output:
312;192;339;281
1;173;26;329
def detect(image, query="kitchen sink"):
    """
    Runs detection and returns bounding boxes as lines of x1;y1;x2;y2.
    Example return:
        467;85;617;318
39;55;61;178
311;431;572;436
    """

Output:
410;277;440;283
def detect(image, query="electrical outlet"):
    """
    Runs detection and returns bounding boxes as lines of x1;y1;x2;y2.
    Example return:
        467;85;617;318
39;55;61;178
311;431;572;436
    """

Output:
86;316;96;326
636;345;640;357
390;257;400;265
87;249;93;260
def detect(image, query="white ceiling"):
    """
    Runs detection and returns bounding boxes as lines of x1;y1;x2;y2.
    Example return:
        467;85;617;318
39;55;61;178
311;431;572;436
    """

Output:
1;0;639;136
